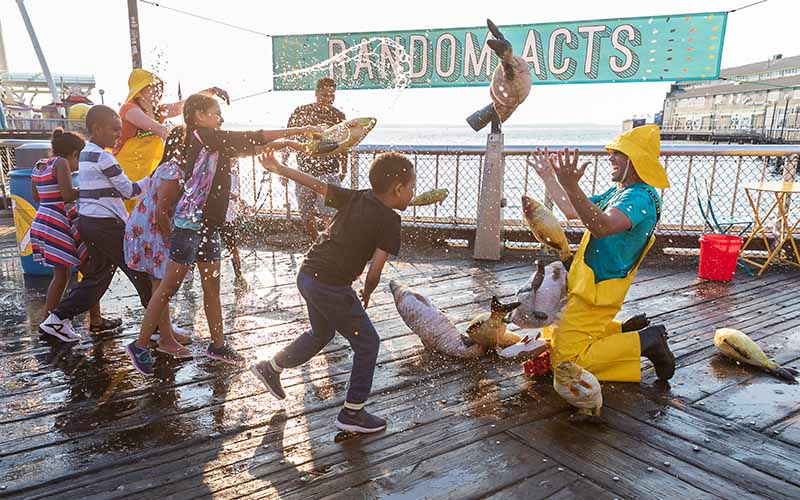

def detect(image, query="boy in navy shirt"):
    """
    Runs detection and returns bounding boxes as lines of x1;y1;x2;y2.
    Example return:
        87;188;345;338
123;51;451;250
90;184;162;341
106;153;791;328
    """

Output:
252;150;415;433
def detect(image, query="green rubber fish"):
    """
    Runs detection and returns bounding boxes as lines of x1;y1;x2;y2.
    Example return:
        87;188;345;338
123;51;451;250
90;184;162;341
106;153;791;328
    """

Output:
409;188;449;207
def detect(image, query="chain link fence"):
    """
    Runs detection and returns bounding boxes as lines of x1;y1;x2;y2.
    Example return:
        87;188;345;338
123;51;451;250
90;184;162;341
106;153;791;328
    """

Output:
3;139;800;241
243;144;800;239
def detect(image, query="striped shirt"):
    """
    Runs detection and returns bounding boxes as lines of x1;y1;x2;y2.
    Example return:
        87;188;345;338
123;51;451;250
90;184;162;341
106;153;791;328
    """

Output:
78;141;147;221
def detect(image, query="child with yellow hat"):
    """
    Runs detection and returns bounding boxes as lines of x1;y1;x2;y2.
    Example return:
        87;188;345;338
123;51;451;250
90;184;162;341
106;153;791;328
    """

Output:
526;124;676;384
113;68;228;212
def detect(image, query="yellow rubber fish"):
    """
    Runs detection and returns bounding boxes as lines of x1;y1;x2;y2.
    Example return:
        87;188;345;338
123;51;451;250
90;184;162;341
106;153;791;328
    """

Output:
307;117;376;157
553;361;603;417
465;296;522;348
521;196;571;261
714;328;798;383
409;188;449;207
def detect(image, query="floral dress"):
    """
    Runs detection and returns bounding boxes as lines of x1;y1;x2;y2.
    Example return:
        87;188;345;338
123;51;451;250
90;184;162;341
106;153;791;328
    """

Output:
124;160;184;279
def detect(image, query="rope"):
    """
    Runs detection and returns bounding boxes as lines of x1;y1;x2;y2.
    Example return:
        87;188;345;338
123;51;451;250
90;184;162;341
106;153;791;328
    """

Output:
728;0;769;13
138;0;272;38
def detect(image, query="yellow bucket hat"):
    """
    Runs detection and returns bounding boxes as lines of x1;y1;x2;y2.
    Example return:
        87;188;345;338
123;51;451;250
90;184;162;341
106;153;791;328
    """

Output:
125;68;163;104
605;124;670;189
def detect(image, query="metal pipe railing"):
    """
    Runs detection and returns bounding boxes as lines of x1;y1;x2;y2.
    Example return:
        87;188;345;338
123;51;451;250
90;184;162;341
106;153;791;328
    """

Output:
3;140;800;238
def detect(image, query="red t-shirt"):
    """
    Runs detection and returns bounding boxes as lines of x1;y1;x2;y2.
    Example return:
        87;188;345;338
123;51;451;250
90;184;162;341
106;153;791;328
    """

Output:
112;102;166;155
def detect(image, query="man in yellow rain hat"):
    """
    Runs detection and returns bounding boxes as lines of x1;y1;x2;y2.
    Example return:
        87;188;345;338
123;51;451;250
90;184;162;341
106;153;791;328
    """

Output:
528;124;675;383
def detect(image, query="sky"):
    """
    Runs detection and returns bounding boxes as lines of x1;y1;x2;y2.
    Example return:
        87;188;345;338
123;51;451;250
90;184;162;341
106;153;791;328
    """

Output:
1;0;798;127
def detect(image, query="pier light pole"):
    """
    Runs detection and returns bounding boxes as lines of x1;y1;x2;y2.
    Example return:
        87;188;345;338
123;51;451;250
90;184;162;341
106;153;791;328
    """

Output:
127;0;143;68
473;117;505;261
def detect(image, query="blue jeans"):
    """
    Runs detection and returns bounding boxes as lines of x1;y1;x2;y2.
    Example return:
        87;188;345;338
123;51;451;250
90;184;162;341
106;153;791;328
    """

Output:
275;270;380;405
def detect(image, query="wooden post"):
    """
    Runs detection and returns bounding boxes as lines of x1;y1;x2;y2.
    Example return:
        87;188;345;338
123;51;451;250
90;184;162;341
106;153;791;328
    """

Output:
473;132;504;260
128;0;143;69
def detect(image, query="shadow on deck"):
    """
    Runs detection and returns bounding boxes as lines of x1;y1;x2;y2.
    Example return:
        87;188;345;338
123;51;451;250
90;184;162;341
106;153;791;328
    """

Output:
1;217;800;500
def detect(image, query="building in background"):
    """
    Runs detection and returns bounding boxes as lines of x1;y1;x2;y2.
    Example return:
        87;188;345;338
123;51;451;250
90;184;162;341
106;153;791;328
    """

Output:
661;54;800;143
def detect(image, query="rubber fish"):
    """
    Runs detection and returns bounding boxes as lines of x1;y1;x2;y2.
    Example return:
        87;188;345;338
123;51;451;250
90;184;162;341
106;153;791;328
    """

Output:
409;188;449;206
511;260;568;329
714;328;799;383
553;361;603;417
522;195;571;261
487;19;532;124
466;296;522;349
307;117;376;157
390;280;487;359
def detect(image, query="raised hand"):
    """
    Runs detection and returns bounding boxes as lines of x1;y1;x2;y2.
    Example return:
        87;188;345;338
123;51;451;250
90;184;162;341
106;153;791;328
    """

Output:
258;151;282;174
553;148;591;189
302;125;326;138
526;147;556;179
205;87;230;105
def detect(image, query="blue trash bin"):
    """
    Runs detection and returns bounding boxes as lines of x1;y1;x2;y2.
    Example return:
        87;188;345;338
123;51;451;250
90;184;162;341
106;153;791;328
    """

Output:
10;168;80;276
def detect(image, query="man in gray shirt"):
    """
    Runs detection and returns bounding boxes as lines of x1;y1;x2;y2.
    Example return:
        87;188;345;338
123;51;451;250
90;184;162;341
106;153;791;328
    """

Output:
286;77;347;238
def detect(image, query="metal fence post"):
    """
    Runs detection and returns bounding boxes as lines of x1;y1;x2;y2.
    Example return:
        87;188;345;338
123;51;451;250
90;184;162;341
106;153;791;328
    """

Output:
473;133;504;260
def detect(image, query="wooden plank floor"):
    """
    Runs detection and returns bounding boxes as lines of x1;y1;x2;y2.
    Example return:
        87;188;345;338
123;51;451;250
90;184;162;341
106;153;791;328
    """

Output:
1;221;800;499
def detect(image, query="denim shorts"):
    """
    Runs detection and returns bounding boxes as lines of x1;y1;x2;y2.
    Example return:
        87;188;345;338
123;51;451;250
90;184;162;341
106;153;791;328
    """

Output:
169;226;221;265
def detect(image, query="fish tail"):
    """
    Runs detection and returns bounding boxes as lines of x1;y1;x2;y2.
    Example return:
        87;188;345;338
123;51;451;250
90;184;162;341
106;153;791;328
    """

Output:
490;296;521;314
771;365;799;383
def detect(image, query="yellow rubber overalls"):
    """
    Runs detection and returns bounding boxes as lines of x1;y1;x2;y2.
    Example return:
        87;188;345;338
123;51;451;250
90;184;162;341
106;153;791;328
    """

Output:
542;231;654;382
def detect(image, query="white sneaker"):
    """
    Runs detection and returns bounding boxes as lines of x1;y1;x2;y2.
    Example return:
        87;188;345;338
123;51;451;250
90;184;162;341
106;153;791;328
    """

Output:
151;323;192;343
172;323;192;337
39;313;79;343
498;335;547;359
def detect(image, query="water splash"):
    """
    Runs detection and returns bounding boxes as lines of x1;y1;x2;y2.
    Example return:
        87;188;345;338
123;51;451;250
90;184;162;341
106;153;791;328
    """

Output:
232;36;413;104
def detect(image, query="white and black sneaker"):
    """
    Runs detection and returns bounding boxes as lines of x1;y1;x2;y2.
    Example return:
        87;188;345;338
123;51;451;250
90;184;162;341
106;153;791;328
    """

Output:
38;313;79;343
335;408;387;433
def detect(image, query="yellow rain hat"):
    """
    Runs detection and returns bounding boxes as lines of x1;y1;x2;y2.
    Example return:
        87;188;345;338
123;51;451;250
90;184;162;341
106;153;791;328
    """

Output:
125;68;163;103
605;124;670;189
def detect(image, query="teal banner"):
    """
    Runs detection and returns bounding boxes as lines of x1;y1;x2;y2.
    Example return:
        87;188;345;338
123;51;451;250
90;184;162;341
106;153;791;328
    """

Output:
272;12;726;91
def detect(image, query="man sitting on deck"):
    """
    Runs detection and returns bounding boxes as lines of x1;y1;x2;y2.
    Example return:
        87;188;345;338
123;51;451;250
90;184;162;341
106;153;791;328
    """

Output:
528;125;676;382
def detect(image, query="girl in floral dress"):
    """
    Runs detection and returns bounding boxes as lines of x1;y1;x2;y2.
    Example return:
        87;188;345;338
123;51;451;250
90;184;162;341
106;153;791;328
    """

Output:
125;127;192;358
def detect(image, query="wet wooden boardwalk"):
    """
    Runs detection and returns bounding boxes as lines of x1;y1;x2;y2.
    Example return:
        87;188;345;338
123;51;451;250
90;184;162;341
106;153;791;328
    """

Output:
1;219;800;499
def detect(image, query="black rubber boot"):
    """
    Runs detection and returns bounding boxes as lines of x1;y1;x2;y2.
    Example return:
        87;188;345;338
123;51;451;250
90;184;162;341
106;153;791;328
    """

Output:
621;313;650;332
639;324;675;381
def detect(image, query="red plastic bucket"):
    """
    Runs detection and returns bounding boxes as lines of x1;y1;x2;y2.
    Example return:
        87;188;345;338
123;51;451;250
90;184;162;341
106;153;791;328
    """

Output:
698;234;743;281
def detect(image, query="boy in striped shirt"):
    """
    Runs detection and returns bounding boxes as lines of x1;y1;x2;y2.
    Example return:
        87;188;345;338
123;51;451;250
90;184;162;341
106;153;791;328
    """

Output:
39;106;152;342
